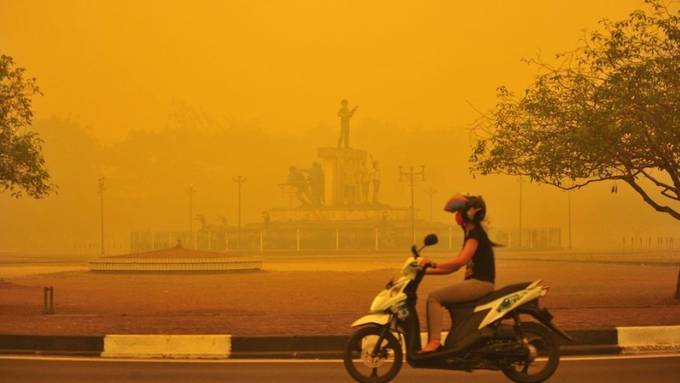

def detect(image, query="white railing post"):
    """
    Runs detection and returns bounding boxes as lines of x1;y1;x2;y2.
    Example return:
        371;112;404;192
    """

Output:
260;231;264;253
297;228;301;252
375;228;379;251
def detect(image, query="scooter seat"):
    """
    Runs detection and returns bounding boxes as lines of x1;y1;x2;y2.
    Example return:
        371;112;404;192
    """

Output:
445;282;533;309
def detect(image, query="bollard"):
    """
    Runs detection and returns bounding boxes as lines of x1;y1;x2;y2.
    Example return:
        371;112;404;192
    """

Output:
42;287;48;314
42;286;54;315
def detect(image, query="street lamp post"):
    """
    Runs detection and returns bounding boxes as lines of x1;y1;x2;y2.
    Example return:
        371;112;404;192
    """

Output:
233;176;247;249
518;176;523;249
98;177;106;255
425;187;437;222
188;184;195;248
400;166;425;244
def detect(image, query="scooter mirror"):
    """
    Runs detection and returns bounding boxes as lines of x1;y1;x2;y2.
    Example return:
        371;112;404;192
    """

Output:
423;233;438;247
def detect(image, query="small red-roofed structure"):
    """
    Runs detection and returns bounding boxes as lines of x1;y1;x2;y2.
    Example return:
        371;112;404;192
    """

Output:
89;244;262;272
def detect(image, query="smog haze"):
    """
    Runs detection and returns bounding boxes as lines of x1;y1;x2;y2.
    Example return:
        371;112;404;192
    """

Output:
1;0;678;253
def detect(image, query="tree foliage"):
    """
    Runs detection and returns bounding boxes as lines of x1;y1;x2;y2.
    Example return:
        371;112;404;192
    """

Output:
470;0;680;220
0;54;53;198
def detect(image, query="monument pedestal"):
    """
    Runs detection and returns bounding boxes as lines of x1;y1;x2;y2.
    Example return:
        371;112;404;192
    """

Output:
267;206;409;224
318;147;368;207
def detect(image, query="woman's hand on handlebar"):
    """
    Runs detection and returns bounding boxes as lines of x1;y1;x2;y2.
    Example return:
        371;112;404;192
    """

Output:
418;257;436;269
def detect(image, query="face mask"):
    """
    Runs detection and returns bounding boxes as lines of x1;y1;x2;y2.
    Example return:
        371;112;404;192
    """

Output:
455;211;464;225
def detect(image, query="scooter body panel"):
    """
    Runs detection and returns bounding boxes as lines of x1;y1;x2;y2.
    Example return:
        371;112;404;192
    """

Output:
444;304;491;348
351;313;391;328
473;282;545;329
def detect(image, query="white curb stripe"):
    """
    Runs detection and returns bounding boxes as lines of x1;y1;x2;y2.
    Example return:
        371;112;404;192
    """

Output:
102;335;231;359
617;325;680;351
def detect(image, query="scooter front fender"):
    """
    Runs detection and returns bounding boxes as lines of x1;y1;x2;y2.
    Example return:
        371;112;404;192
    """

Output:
351;313;391;328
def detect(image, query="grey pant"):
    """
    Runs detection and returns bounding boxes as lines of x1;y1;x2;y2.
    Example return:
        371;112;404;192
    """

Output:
426;279;494;341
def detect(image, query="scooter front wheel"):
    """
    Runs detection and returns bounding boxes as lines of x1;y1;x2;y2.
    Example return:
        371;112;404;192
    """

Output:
343;325;403;383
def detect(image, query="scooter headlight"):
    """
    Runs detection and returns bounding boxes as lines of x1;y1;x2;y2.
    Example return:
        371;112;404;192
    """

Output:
390;304;409;320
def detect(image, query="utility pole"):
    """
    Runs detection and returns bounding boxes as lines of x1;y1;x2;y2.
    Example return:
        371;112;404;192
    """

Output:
188;184;195;249
400;166;425;244
233;176;247;249
518;176;523;249
425;187;437;222
98;177;106;255
567;191;573;250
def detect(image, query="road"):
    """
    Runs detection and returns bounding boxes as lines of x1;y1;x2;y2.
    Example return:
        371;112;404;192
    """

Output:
1;354;679;382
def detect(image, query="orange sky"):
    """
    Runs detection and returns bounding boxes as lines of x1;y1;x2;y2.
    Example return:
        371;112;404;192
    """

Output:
1;0;646;141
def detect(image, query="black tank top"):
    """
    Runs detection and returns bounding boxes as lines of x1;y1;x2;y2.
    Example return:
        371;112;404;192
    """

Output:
463;226;496;284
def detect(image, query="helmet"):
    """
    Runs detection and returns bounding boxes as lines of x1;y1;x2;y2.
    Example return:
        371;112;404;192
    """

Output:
443;194;486;223
443;194;467;213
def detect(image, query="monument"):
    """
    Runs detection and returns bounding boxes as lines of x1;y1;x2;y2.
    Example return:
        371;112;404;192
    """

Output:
125;101;452;253
267;100;409;225
123;100;558;252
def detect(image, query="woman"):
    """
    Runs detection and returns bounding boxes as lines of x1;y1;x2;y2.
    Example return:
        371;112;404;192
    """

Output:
419;194;497;353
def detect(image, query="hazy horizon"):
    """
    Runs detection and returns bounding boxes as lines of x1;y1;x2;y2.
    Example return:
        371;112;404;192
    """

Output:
1;0;678;254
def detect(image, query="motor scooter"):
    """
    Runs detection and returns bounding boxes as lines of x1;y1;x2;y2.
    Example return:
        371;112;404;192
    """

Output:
343;234;572;383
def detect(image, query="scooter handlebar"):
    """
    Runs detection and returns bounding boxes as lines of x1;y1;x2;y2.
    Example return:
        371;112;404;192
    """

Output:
409;259;432;271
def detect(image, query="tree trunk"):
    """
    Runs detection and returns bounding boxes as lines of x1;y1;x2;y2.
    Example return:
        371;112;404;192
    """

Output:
676;265;680;300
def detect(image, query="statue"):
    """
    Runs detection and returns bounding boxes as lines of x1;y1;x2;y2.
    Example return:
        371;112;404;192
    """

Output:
287;166;311;206
305;162;325;206
337;99;358;149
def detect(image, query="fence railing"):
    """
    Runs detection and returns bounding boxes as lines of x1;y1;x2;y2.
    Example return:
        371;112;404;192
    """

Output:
129;226;572;253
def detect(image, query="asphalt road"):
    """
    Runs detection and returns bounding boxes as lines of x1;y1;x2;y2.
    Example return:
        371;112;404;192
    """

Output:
1;354;679;383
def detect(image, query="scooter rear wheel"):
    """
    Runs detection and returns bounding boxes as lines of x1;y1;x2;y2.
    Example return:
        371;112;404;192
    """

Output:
501;322;560;383
343;325;403;383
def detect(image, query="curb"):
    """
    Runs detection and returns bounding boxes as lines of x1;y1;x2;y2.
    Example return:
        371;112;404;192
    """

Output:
1;326;678;359
0;335;102;356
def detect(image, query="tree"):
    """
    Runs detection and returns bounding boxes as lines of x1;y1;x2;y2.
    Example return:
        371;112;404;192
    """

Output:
469;1;680;298
0;54;53;198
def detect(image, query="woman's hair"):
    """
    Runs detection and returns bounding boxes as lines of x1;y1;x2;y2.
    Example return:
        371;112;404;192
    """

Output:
474;223;502;248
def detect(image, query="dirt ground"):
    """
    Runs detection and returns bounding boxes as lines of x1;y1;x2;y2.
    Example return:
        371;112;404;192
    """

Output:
1;255;679;336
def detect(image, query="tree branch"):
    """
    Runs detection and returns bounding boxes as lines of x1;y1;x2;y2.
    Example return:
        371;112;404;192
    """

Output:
541;175;629;191
639;168;680;200
624;176;680;220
